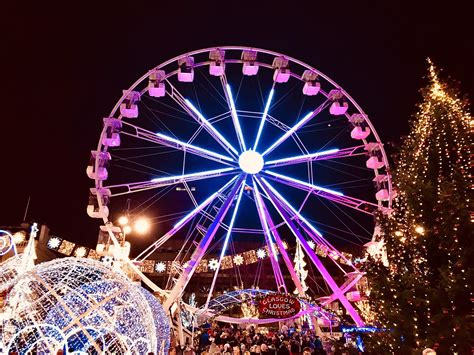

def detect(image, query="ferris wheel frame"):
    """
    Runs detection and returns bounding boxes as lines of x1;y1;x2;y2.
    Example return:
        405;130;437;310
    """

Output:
89;46;393;327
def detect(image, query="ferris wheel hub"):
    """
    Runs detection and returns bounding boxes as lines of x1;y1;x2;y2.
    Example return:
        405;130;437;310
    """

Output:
239;150;264;174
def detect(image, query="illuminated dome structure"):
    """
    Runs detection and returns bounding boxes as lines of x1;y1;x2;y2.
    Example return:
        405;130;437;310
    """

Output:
0;257;169;354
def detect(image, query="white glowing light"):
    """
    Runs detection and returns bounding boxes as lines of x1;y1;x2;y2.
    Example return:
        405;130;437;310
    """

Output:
155;261;166;273
225;84;246;150
118;216;129;225
156;133;234;162
47;237;61;250
134;218;151;235
12;231;26;244
123;225;132;234
151;167;235;183
257;248;266;259
74;247;88;258
414;225;425;235
254;89;275;150
262;111;314;156
233;254;244;266
209;258;219;271
239;150;264;174
307;240;316;250
265;148;340;166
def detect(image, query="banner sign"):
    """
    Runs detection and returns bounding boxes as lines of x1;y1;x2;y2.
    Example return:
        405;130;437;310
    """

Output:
258;294;301;319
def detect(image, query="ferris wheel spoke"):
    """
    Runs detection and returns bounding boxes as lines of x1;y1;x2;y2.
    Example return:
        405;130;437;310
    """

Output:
263;170;378;215
261;99;331;157
134;175;240;262
104;168;237;197
253;83;276;151
252;181;289;294
120;122;235;165
264;145;367;169
166;80;239;158
257;176;350;267
255;176;365;327
204;181;246;309
163;175;246;310
222;79;247;152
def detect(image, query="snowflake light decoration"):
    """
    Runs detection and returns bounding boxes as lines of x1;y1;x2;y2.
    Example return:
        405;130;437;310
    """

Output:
208;258;219;271
47;236;62;250
73;246;88;258
256;248;266;259
307;240;316;250
0;257;170;354
233;254;244;266
155;261;166;273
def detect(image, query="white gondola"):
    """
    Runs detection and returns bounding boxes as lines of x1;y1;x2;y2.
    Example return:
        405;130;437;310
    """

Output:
302;70;320;96
87;188;111;218
375;189;390;201
329;101;349;115
303;81;321;96
86;151;110;180
87;205;109;219
96;225;121;256
366;156;385;169
209;49;225;76
272;56;290;83
119;91;140;118
102;117;122;147
241;50;259;76
351;126;370;140
273;68;290;83
148;69;166;97
178;56;194;82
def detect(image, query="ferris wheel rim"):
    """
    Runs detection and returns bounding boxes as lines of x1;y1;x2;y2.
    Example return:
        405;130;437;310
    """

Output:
90;46;392;326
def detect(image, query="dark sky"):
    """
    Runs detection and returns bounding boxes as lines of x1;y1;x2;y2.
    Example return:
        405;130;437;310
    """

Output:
3;1;473;248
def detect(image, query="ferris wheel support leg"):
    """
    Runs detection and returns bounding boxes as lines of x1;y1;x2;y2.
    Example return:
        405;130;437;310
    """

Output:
163;175;245;310
256;177;365;327
253;181;288;293
261;198;306;297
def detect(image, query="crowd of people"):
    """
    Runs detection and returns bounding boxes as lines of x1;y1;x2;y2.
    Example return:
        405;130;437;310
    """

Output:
170;323;361;355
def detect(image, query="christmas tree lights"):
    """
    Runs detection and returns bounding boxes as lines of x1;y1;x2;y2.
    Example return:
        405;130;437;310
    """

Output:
363;60;472;353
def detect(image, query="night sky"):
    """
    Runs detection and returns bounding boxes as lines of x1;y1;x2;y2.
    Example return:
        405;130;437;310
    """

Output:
3;1;473;249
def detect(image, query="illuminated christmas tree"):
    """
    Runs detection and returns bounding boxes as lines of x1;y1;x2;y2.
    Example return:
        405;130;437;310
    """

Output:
363;60;473;354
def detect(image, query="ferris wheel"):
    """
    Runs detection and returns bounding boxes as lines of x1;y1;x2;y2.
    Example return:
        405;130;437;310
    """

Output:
87;46;393;327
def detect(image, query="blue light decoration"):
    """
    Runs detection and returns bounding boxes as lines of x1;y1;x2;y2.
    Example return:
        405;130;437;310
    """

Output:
341;325;386;333
0;257;170;354
356;334;365;352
